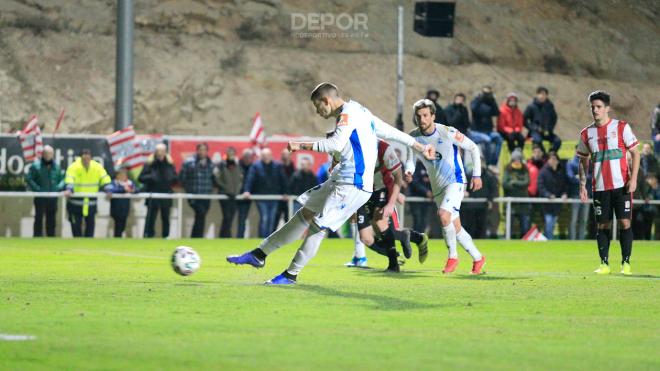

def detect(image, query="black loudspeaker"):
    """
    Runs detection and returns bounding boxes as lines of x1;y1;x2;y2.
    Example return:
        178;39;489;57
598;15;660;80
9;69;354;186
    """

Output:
414;1;455;37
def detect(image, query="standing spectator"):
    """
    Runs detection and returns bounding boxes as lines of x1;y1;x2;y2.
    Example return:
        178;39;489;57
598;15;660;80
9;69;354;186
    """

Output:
109;166;136;238
63;149;112;238
502;148;531;237
469;86;502;167
461;158;499;239
425;89;449;125
444;93;470;134
274;149;295;226
651;104;660;155
537;151;567;239
25;145;64;237
640;143;659;178
527;144;546;197
407;160;433;234
632;165;651;240
289;157;319;212
243;148;287;237
567;151;590;239
180;143;215;238
215;147;242;238
645;174;660;240
139;143;178;238
524;86;561;152
236;148;254;238
497;93;525;153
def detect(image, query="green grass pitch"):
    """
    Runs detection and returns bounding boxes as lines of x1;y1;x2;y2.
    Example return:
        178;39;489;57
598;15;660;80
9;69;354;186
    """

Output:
0;238;658;370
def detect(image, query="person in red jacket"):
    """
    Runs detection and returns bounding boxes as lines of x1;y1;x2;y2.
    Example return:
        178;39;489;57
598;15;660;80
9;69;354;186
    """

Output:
497;92;526;153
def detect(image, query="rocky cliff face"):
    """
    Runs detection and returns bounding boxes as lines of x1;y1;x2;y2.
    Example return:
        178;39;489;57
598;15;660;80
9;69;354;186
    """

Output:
1;0;658;139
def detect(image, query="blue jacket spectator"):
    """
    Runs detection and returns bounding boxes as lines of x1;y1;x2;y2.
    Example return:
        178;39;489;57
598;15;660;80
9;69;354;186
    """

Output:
524;86;561;152
243;148;287;237
109;167;136;238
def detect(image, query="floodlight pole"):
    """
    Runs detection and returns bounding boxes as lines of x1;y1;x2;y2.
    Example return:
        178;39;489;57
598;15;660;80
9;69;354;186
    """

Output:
395;5;404;131
115;0;134;131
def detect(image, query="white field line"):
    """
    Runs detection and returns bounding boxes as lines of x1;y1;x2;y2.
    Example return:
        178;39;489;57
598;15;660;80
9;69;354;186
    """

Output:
68;249;163;260
0;334;36;341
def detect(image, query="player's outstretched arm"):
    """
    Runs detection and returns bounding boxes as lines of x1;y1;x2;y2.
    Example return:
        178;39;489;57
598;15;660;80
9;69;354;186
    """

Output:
373;118;434;160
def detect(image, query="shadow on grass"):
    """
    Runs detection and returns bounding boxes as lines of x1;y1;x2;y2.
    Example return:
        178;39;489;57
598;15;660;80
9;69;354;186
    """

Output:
352;269;436;279
622;274;660;280
287;284;446;311
447;274;528;281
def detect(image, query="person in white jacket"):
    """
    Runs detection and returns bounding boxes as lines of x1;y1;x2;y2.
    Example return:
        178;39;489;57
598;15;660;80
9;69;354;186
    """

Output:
405;98;486;274
227;82;434;284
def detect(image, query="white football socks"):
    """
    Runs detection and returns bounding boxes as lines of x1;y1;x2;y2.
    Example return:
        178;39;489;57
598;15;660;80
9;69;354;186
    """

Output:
351;222;366;258
456;227;482;261
259;211;309;255
443;222;458;259
287;228;327;275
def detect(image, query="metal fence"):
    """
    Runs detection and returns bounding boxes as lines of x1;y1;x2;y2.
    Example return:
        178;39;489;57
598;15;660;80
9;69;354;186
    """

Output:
0;191;658;239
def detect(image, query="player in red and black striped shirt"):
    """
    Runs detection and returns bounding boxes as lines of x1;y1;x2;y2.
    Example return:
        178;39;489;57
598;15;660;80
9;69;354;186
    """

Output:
577;91;640;275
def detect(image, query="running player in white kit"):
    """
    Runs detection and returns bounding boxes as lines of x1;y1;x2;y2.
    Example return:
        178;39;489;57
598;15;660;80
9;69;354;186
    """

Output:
227;83;434;284
405;98;487;274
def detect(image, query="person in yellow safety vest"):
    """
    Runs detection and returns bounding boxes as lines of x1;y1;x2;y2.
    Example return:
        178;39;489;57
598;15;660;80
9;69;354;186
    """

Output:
63;148;112;237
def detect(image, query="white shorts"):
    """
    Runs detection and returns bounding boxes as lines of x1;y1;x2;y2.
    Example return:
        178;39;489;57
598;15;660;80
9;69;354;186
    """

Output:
296;181;372;232
433;183;465;221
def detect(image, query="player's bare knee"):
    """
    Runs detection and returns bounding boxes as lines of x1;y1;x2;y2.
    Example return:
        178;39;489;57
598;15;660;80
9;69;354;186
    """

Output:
597;222;612;230
359;230;374;246
438;209;452;226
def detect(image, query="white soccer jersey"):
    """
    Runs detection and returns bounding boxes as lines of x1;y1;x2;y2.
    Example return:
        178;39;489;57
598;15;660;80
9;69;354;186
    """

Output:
405;124;481;192
577;118;639;192
313;100;416;192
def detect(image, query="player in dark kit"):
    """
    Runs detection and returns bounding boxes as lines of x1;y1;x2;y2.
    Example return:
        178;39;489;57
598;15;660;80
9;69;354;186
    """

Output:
577;91;640;275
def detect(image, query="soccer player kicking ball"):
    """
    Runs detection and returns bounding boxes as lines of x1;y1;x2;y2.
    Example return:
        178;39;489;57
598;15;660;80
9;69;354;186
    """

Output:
226;83;434;284
577;91;640;275
404;98;486;274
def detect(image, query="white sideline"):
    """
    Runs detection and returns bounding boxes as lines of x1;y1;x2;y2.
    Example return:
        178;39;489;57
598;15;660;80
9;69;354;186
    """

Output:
0;334;37;341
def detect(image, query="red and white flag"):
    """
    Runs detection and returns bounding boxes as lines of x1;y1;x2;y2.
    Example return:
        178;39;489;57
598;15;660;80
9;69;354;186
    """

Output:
18;115;43;163
249;112;266;146
107;126;145;171
521;224;548;241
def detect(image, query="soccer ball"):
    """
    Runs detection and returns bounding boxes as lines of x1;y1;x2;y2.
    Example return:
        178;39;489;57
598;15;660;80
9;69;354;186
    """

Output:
171;246;201;276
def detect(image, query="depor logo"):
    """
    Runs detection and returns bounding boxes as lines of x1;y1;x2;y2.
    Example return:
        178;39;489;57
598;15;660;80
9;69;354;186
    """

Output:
291;12;369;39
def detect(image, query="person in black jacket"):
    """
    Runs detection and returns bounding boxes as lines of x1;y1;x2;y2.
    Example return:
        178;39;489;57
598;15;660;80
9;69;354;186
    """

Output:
469;86;503;166
407;160;434;234
274;149;295;227
537;151;568;239
25;145;64;237
444;93;470;134
288;157;319;212
461;158;499;239
236;148;254;238
524;86;562;152
426;89;449;126
139;143;178;238
243;148;287;237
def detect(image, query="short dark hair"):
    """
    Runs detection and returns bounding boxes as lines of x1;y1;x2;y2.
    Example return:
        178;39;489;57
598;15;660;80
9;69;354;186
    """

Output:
588;90;611;106
310;82;339;101
536;86;549;94
547;151;559;161
426;89;440;98
196;142;209;151
454;93;466;99
80;148;92;156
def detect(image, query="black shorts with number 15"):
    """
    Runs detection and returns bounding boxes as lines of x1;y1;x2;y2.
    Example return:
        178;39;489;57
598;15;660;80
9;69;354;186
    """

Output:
592;187;632;224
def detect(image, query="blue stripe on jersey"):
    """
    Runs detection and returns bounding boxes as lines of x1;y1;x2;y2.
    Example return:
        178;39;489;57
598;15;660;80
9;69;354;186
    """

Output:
453;144;463;183
350;129;365;189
